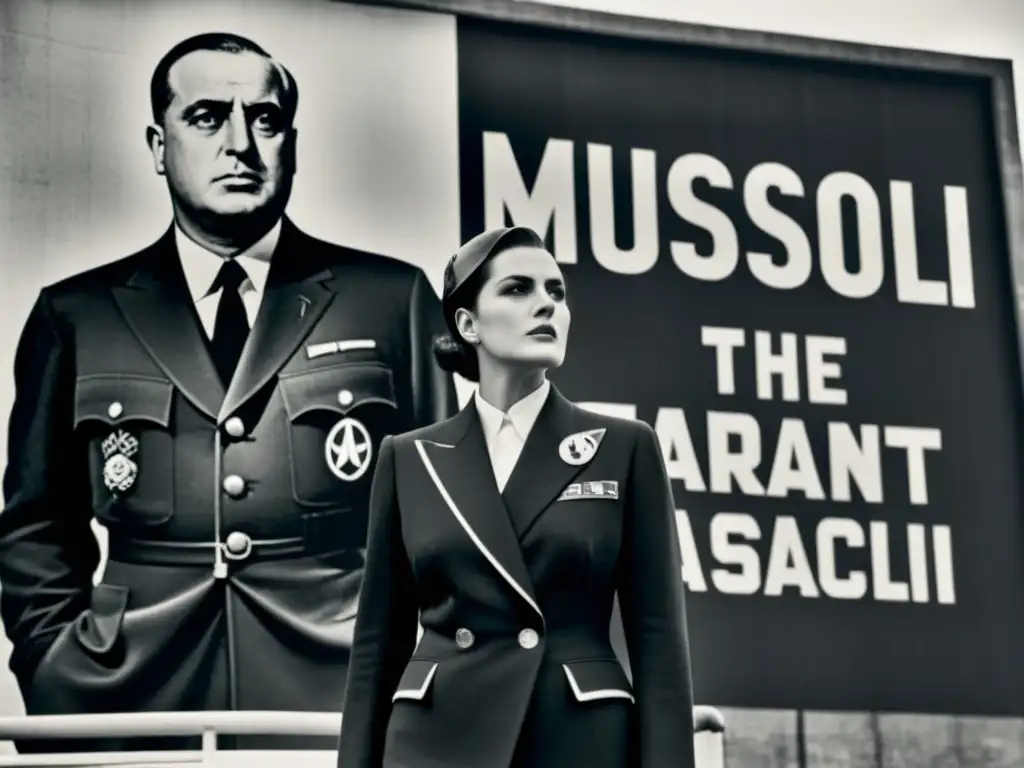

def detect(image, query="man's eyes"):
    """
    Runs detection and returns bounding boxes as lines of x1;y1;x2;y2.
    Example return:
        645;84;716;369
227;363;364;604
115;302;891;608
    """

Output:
187;109;282;133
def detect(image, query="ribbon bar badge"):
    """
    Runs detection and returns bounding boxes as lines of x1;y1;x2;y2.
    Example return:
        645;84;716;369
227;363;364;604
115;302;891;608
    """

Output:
558;480;619;501
306;339;378;359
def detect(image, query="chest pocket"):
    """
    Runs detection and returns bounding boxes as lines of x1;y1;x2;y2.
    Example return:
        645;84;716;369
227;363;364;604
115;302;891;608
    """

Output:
74;375;175;527
278;362;398;507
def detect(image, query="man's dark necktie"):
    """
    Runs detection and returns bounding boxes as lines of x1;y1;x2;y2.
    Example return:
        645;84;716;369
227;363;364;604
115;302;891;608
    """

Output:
210;258;250;385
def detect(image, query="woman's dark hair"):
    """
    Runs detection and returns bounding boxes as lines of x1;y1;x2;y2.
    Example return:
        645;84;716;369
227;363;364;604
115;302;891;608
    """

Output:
431;257;490;382
431;227;545;382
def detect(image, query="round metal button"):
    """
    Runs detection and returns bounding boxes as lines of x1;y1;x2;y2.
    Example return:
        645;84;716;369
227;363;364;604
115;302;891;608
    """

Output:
222;474;246;498
224;417;246;438
223;531;252;560
337;389;354;407
518;628;539;650
107;401;123;419
455;628;475;649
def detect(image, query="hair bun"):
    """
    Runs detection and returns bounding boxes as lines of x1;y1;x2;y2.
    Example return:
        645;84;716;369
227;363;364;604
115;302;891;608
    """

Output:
432;334;480;383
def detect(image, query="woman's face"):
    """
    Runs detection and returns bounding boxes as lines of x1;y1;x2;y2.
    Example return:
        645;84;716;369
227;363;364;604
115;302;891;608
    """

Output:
456;245;570;372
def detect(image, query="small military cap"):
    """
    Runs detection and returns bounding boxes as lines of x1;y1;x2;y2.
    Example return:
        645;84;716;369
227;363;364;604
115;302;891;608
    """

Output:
444;226;546;300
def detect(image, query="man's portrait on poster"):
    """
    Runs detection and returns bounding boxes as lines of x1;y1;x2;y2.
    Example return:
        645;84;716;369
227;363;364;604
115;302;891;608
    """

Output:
0;30;456;754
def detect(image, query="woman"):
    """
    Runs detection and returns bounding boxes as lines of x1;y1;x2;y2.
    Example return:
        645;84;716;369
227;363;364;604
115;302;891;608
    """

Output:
336;226;696;768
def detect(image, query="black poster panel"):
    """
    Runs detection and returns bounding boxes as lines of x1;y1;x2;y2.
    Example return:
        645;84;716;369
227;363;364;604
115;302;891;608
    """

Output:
457;15;1024;715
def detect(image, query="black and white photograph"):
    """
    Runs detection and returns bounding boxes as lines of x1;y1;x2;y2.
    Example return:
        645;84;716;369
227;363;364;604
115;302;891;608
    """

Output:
0;0;1022;766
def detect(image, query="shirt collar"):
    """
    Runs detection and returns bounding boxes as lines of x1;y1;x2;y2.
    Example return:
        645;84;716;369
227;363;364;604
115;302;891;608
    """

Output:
475;379;551;441
174;219;281;303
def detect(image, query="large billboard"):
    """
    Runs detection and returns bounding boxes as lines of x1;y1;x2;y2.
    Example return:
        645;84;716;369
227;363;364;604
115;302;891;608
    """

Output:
457;13;1024;716
0;0;1022;764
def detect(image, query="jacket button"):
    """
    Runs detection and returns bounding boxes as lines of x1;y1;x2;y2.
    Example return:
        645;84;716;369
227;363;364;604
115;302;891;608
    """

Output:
222;475;246;497
224;417;246;438
107;401;123;419
455;628;475;649
337;389;354;407
224;531;252;560
518;629;539;650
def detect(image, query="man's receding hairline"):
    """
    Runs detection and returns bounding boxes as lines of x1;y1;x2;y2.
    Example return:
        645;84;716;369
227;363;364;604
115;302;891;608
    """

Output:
164;48;293;108
167;48;287;87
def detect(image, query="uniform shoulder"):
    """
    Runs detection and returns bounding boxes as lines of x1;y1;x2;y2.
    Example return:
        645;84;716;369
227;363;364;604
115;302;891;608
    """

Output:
572;404;651;438
303;231;432;285
388;413;462;448
40;249;148;300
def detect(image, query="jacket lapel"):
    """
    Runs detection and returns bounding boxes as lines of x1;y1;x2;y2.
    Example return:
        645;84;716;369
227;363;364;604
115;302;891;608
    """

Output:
502;386;600;540
415;406;542;620
218;220;336;423
111;229;225;421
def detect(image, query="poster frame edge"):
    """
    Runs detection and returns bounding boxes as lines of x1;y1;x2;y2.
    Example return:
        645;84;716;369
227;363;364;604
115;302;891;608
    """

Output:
345;0;1024;461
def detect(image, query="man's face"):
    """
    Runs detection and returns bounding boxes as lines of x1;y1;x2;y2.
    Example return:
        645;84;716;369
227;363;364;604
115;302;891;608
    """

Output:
149;49;295;220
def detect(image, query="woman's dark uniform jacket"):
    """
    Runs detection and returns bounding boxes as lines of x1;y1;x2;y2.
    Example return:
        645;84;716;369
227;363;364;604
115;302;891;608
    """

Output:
0;217;457;752
337;384;697;768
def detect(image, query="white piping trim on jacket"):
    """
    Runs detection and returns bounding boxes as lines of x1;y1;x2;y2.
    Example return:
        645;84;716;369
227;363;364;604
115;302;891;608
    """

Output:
562;664;636;704
415;439;543;620
391;661;439;702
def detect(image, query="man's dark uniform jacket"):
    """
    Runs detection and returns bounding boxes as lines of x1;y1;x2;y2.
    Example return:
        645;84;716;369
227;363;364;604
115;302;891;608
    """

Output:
0;217;457;752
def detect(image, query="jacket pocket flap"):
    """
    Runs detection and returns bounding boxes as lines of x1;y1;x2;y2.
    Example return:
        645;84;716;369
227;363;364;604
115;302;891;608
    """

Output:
279;363;397;421
562;659;635;703
74;583;130;655
75;375;173;429
391;659;439;703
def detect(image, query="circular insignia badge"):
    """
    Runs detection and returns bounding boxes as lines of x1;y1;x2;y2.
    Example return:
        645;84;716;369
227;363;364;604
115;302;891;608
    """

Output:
558;429;605;467
103;454;138;493
324;417;373;482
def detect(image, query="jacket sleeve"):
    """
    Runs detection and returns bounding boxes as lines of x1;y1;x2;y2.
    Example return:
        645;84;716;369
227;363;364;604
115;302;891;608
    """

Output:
337;435;419;768
617;422;696;768
0;290;99;688
407;269;458;427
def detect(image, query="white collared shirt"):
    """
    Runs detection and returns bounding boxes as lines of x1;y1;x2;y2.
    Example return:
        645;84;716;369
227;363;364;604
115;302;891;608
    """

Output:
474;379;551;493
174;220;281;338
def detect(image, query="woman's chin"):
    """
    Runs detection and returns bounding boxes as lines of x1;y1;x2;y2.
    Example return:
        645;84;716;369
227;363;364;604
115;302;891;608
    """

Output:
509;351;564;370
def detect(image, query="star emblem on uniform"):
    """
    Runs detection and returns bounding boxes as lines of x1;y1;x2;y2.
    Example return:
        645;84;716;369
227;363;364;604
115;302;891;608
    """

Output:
324;417;373;481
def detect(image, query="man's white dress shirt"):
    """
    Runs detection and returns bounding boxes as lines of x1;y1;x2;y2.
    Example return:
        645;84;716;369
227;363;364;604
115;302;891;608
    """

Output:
174;220;281;338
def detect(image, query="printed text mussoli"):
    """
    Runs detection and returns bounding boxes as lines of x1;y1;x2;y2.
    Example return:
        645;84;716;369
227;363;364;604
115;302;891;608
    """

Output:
482;131;976;308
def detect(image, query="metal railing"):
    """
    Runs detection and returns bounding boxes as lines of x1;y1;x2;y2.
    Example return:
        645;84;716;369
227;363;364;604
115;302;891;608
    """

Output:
0;707;726;768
